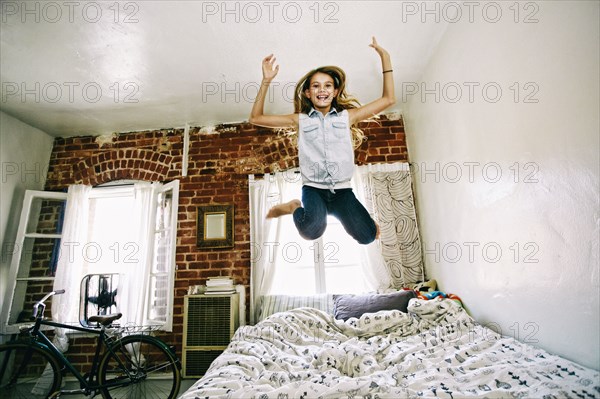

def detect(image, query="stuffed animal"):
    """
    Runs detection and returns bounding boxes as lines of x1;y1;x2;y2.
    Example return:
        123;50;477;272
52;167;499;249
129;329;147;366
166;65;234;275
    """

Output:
412;279;437;293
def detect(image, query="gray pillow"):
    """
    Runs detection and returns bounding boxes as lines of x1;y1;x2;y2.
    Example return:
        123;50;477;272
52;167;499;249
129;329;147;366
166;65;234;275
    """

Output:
333;290;417;321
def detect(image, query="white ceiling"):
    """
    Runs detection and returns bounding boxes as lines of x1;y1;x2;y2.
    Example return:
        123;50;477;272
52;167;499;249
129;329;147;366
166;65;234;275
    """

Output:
0;1;448;138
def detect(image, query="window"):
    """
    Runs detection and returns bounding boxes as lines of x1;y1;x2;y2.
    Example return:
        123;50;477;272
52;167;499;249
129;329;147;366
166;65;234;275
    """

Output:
267;177;368;296
0;181;179;334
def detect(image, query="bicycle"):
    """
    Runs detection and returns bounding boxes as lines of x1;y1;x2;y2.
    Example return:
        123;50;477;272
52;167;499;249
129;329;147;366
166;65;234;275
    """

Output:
0;290;181;398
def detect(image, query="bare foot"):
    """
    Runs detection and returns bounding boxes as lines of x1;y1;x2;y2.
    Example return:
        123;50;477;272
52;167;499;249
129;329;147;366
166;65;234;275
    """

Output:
266;199;301;219
375;222;381;240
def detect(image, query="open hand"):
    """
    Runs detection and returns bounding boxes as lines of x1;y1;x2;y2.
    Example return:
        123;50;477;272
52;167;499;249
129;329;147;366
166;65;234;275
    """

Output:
369;37;389;59
262;54;279;81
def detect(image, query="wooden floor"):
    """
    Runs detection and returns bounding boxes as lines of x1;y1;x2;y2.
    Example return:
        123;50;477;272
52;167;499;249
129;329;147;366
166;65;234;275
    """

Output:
61;377;196;398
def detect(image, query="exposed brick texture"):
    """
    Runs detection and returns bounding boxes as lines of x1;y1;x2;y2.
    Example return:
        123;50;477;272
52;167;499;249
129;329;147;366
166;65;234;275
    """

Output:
43;116;407;367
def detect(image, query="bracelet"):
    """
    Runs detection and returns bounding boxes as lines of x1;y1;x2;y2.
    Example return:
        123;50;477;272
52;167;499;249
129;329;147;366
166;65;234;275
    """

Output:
383;69;393;74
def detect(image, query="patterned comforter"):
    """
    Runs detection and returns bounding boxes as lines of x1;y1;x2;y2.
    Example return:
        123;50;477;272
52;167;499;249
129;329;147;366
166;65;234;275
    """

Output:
179;299;599;398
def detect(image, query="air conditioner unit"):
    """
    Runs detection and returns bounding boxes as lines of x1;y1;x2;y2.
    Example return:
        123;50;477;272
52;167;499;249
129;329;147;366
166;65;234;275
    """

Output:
182;293;239;378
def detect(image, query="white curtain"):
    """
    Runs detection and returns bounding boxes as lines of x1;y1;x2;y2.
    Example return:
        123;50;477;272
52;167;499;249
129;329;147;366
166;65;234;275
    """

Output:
352;166;391;292
38;182;90;393
355;163;425;289
52;184;92;350
119;182;156;327
248;174;286;324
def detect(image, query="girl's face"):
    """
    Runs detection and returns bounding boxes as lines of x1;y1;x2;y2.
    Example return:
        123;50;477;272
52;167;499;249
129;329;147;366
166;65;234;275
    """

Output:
304;72;339;112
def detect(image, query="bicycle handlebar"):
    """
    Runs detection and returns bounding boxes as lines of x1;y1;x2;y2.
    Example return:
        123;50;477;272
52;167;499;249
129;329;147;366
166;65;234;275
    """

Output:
32;289;65;319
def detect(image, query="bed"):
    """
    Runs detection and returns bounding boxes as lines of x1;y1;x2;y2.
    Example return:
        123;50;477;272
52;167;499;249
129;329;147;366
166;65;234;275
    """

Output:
179;294;599;398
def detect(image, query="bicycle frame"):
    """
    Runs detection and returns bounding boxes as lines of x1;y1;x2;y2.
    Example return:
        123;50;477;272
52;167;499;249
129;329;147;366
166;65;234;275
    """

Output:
25;317;119;394
19;290;138;395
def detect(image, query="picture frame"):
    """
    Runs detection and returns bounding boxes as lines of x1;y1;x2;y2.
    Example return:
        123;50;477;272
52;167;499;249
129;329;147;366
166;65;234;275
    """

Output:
197;204;234;249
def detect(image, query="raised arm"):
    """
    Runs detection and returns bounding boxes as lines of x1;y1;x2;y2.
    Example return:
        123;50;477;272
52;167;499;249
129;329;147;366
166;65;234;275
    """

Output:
348;37;396;125
249;54;298;129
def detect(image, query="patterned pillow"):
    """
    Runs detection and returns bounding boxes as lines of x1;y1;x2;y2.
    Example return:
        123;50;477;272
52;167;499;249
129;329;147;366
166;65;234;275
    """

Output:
333;290;417;321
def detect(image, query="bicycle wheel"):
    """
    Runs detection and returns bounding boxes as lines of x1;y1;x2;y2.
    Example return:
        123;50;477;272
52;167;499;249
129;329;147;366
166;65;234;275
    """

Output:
0;342;62;399
98;334;181;399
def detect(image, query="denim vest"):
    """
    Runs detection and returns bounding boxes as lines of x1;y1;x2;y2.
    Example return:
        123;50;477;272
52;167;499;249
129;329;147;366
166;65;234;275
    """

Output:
298;108;354;191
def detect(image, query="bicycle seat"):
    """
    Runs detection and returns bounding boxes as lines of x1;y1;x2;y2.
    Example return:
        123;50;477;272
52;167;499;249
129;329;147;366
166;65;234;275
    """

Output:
88;313;123;326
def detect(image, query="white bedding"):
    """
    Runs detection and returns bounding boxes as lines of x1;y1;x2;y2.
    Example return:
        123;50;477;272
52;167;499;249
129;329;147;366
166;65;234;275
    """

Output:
179;298;599;398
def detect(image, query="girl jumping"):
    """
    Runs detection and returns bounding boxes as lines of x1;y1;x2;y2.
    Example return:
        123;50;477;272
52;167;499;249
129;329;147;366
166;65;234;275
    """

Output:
249;37;396;245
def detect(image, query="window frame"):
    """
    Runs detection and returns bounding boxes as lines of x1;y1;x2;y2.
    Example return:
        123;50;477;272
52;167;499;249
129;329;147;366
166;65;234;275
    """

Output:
146;180;179;330
1;190;67;334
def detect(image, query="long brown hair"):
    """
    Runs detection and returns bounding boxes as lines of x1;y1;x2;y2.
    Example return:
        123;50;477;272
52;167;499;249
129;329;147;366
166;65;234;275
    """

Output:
294;66;366;148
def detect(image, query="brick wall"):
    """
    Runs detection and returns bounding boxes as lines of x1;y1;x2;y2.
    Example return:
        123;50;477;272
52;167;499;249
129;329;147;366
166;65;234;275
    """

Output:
44;115;407;365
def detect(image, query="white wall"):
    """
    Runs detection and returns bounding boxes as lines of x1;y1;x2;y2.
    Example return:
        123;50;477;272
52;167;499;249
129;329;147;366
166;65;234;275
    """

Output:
404;2;599;369
0;111;54;337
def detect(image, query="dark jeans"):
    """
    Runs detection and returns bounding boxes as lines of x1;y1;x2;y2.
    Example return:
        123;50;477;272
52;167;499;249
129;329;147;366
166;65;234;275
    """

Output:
293;185;377;245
